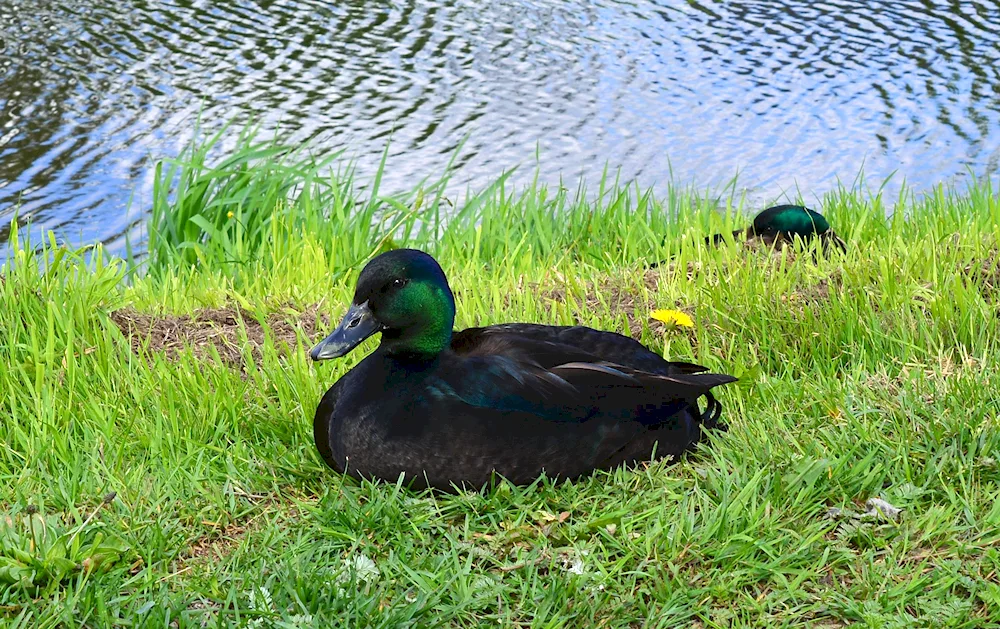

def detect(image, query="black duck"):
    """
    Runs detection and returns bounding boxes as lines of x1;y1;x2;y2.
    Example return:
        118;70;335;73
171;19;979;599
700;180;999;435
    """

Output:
310;249;737;491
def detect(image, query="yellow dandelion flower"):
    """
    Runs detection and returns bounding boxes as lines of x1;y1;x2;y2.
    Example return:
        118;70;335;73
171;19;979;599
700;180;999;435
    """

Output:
650;309;694;328
227;211;234;219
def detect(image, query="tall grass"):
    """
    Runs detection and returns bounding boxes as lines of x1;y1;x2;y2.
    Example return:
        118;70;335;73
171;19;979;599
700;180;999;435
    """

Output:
144;128;740;283
147;125;418;278
2;133;999;626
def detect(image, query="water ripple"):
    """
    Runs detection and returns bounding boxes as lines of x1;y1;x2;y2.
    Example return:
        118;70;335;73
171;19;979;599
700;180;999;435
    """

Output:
1;0;999;259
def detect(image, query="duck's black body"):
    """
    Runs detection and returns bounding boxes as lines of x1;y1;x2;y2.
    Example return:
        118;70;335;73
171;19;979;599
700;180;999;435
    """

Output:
310;250;737;491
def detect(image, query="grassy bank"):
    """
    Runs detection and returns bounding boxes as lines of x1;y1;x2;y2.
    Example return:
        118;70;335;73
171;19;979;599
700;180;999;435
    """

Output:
2;136;1000;627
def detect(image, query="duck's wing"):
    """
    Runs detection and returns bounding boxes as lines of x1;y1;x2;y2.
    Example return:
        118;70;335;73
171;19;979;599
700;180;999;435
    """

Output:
420;347;736;430
547;361;736;430
379;353;733;488
549;360;735;425
821;230;848;252
445;325;735;433
703;228;750;248
451;323;707;376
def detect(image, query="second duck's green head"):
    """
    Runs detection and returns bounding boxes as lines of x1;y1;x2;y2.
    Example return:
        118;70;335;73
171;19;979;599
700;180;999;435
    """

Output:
752;204;832;238
310;249;456;361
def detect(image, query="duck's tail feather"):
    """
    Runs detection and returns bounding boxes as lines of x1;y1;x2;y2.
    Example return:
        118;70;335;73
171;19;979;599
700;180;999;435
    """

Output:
704;232;724;247
705;228;748;248
649;228;747;269
688;373;739;389
699;390;727;432
660;372;735;432
823;230;847;253
635;371;736;430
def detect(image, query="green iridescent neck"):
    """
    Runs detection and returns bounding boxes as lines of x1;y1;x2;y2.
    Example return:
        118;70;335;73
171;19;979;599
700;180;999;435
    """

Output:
380;280;455;357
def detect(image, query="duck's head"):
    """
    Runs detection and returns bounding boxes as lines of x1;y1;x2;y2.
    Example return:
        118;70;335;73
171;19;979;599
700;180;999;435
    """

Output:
310;249;456;361
750;205;846;252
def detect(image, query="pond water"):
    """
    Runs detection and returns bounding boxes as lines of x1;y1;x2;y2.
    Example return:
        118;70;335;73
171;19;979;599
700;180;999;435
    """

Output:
2;0;999;260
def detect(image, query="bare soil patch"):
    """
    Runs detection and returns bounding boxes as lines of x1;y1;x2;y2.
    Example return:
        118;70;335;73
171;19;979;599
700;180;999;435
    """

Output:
536;273;664;339
532;268;709;341
110;306;331;366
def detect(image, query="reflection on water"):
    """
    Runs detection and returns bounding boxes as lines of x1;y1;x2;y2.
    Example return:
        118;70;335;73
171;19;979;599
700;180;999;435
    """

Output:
1;0;999;259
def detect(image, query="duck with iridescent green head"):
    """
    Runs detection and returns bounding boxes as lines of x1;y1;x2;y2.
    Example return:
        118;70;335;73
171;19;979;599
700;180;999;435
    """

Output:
711;204;846;252
309;248;737;491
651;204;845;268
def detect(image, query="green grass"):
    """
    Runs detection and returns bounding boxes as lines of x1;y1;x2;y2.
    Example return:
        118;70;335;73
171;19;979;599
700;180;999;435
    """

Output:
2;133;1000;627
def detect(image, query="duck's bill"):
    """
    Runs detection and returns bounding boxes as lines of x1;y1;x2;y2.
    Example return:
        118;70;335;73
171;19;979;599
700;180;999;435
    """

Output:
309;301;383;361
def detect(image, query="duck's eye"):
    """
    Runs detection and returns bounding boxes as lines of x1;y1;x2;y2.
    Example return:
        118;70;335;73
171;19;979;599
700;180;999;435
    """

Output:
391;278;407;289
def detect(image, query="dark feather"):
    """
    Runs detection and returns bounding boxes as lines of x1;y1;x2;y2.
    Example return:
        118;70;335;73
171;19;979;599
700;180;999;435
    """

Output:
452;323;707;376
